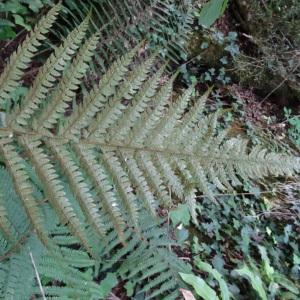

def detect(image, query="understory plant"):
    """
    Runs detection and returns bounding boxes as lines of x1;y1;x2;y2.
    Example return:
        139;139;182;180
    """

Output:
0;0;52;39
59;0;197;73
284;107;300;148
0;4;299;299
233;0;300;101
182;186;300;300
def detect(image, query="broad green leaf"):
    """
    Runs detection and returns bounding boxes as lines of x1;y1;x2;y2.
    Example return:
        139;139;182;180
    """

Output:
0;19;15;27
179;273;219;300
0;1;27;14
22;0;44;12
13;14;31;31
198;0;228;27
240;225;251;254
196;258;232;300
234;265;267;300
0;26;16;40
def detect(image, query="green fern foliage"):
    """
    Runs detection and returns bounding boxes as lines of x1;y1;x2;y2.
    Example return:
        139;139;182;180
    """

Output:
0;170;190;299
61;0;196;69
0;3;61;106
0;6;299;298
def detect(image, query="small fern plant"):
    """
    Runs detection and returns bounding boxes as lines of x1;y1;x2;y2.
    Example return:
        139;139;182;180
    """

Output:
60;0;195;69
0;2;299;272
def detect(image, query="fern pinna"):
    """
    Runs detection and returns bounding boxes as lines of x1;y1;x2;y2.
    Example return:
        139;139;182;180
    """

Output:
0;4;299;299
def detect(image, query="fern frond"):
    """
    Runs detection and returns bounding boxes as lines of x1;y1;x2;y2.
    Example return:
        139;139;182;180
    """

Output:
0;207;189;299
154;154;185;199
136;151;171;206
0;139;49;247
101;150;139;229
110;64;166;143
118;150;157;215
9;16;90;128
129;73;177;146
0;12;299;290
0;167;33;259
34;32;100;132
0;205;15;245
18;136;93;256
149;84;195;147
88;54;156;140
0;4;61;106
187;161;217;203
61;43;141;139
167;88;211;148
46;140;107;238
74;144;125;241
2;242;37;299
61;0;196;73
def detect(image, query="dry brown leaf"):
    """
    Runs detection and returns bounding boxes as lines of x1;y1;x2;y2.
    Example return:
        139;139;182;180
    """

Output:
179;288;197;300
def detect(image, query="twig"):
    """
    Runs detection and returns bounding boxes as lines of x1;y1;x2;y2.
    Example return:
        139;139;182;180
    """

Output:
29;251;47;300
247;211;297;218
178;257;191;261
195;190;276;199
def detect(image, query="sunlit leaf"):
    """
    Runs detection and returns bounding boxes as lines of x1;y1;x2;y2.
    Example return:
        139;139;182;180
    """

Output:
179;273;219;300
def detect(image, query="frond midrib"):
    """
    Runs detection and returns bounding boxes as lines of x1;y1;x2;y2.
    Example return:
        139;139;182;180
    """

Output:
0;127;288;167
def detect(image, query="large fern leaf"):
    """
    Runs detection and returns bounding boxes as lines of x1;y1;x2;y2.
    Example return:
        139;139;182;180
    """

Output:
0;5;299;262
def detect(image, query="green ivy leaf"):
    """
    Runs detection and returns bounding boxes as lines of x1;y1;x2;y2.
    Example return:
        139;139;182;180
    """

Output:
21;0;45;13
170;204;190;226
176;227;189;242
13;14;31;31
0;0;27;14
240;225;251;255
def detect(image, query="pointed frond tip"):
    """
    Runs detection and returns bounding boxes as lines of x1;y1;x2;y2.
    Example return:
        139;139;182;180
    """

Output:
0;3;62;106
0;16;299;252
